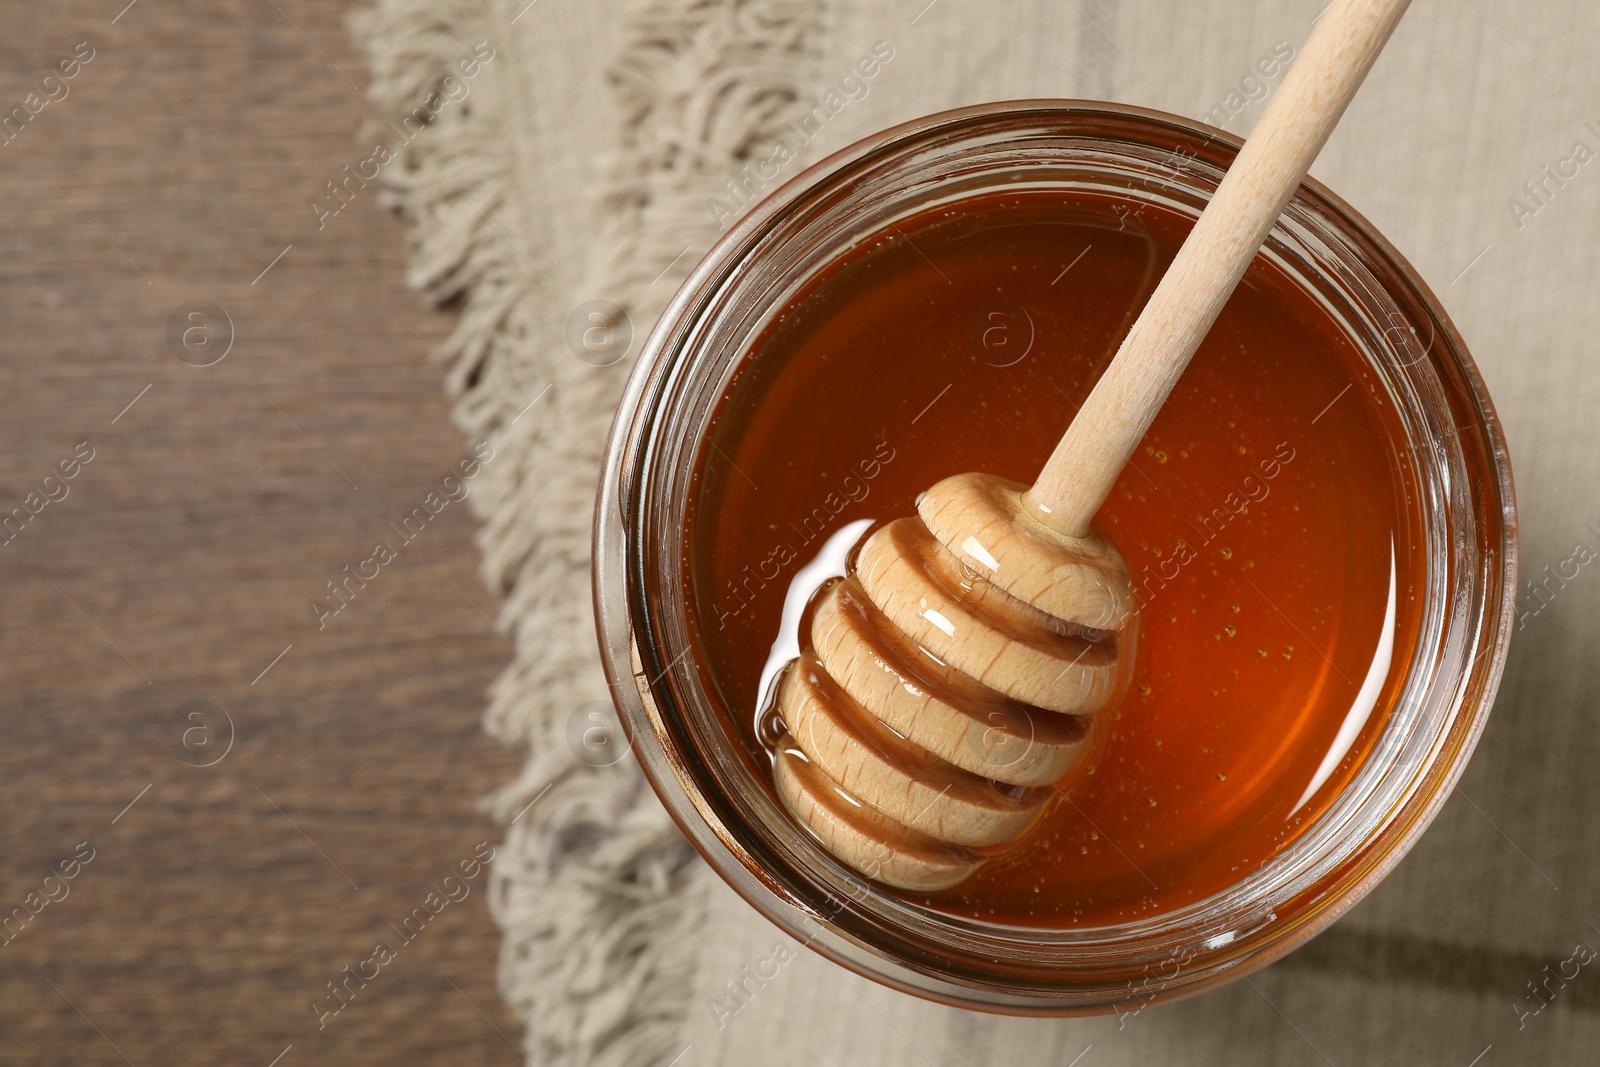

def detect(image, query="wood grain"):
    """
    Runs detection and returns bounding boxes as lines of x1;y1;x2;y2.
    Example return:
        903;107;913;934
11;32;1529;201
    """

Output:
0;2;526;1064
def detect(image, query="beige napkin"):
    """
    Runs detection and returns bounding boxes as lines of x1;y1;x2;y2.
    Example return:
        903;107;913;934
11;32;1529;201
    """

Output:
354;0;1600;1063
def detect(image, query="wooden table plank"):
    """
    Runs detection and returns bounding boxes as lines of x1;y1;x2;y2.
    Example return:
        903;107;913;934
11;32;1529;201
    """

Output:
0;2;527;1063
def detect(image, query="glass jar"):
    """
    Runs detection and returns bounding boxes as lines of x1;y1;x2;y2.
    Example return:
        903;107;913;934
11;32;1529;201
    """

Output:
592;101;1517;1013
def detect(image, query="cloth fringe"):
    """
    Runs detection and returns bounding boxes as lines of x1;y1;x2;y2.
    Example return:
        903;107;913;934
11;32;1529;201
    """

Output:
350;1;825;1064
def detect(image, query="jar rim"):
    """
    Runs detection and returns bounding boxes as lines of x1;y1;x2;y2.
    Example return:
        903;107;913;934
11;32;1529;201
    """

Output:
593;99;1518;1014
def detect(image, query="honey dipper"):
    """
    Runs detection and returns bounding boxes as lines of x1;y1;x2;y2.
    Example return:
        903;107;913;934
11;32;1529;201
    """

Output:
771;0;1413;891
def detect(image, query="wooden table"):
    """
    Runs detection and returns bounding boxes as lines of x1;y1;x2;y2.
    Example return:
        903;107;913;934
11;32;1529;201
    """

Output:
0;2;526;1063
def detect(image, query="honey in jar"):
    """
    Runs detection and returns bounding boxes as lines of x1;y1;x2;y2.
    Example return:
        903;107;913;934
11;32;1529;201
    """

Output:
683;185;1423;928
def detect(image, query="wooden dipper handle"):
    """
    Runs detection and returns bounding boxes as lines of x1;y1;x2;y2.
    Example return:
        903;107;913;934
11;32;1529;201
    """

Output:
772;0;1413;891
1027;0;1413;539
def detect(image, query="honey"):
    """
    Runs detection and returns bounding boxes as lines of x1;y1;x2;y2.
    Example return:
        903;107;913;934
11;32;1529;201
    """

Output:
683;187;1425;928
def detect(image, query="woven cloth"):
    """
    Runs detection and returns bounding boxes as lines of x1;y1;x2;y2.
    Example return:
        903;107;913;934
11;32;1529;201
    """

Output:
352;1;1600;1063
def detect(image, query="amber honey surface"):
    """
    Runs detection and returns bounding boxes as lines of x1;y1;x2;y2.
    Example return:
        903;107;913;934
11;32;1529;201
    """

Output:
682;188;1424;927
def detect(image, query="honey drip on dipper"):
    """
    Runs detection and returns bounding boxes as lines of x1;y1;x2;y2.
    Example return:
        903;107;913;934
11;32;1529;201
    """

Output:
773;477;1134;889
766;0;1414;890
